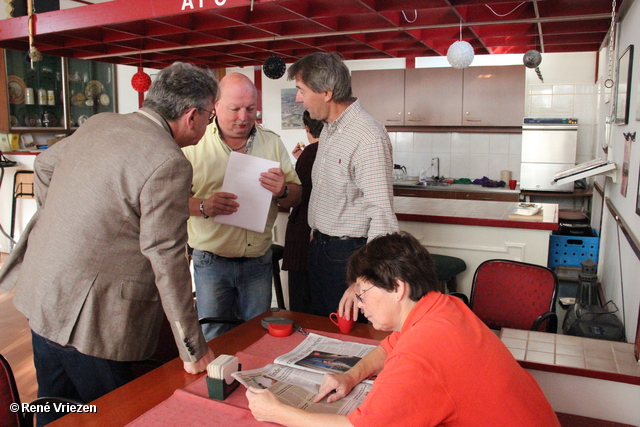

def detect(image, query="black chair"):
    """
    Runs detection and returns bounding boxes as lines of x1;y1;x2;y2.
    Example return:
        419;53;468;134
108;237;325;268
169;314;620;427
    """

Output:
431;254;467;293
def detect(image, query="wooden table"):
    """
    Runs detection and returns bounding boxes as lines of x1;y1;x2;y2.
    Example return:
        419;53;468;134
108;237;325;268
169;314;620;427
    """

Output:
49;310;389;427
48;309;633;427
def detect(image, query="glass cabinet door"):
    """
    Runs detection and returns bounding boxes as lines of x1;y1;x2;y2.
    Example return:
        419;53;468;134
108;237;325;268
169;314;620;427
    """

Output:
67;58;115;128
5;49;65;129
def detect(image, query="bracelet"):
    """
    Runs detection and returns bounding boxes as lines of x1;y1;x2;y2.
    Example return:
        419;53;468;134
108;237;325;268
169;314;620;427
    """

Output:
199;200;209;218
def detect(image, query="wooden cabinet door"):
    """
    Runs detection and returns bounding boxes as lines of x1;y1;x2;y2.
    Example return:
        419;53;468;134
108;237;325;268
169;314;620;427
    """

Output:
404;68;463;126
351;69;404;126
462;65;525;127
456;191;519;202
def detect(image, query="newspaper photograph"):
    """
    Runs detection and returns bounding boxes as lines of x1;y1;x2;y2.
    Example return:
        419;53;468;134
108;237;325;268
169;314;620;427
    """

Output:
274;333;377;381
232;364;372;415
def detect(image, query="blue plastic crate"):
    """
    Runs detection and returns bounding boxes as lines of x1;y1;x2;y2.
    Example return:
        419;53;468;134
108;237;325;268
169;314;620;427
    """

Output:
548;229;600;268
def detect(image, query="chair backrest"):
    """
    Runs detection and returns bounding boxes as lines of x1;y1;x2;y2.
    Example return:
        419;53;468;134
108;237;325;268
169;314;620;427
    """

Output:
0;353;25;427
469;259;558;332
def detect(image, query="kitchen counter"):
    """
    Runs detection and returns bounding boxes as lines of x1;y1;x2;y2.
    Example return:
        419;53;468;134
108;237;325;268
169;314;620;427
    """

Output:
393;180;520;202
393;196;558;231
393;196;558;296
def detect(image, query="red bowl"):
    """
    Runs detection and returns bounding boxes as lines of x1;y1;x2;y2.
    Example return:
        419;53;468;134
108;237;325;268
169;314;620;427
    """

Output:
268;322;293;337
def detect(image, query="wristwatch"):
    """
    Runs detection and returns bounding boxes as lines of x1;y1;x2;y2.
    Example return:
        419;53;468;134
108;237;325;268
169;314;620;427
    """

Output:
199;200;209;218
277;185;289;199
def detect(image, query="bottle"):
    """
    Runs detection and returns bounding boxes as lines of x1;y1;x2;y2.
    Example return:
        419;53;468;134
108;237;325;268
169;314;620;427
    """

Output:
47;90;55;106
419;168;428;182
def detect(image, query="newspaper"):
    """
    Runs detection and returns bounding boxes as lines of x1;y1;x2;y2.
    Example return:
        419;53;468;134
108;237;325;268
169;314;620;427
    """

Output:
232;333;377;414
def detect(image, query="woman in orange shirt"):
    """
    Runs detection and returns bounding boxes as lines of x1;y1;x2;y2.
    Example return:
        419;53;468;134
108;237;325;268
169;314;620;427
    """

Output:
247;232;560;427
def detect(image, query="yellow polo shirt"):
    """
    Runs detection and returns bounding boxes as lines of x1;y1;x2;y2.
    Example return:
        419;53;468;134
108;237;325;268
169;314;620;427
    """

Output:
182;122;299;258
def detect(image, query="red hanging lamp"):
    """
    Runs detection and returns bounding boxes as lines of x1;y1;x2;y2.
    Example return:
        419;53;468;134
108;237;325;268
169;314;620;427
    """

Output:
131;52;151;93
131;66;151;93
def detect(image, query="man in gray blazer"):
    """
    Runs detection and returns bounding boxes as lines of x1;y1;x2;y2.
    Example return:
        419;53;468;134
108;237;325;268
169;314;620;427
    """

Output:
0;62;217;425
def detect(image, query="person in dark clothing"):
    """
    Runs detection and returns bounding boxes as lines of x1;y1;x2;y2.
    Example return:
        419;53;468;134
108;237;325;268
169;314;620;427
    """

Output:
282;111;323;312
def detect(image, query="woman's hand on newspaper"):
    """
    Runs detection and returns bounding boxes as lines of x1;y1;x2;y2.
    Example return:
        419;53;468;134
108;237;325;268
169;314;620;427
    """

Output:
246;387;282;422
313;373;356;404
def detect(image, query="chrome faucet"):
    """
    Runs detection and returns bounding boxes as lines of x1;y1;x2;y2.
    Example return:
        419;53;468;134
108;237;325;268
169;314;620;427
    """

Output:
431;157;440;180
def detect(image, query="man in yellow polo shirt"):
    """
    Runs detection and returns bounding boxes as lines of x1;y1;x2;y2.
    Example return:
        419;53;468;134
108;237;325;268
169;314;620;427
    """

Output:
183;73;301;340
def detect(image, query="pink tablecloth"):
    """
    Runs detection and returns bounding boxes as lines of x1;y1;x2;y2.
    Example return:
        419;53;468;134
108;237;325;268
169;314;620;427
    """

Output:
126;330;381;426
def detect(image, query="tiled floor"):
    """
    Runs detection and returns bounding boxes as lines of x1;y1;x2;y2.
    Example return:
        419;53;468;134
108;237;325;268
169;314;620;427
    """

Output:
500;328;640;377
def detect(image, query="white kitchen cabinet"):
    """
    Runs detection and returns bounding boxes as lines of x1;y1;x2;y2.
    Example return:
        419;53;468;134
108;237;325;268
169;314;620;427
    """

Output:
404;68;463;126
352;65;524;128
462;65;525;127
350;69;404;126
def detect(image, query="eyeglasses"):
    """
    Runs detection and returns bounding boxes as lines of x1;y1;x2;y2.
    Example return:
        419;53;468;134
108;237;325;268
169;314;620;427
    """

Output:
355;285;375;303
199;107;215;124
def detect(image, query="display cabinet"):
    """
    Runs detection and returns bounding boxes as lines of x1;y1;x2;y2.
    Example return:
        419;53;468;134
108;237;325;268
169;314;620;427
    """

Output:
3;49;116;133
66;57;115;128
5;49;66;130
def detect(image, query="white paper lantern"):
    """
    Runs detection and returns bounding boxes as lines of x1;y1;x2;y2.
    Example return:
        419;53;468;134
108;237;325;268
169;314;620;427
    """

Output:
447;41;474;69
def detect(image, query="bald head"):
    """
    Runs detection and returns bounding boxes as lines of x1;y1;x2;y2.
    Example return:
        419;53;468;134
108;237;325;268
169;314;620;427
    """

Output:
215;73;258;144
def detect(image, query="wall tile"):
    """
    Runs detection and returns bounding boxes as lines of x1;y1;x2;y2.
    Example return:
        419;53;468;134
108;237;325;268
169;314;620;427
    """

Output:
432;133;451;152
468;135;488;154
553;84;575;95
413;132;433;153
488;154;509;180
469;154;490;179
508;154;522;180
489;134;510;154
451;153;470;178
509;134;522;155
451;132;470;153
396;132;414;152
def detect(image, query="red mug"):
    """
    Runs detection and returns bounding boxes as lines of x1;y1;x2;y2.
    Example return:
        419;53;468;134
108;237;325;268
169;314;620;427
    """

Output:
509;179;517;190
329;312;354;334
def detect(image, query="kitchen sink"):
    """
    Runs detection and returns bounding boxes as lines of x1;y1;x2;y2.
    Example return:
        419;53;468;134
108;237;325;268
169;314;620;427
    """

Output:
393;179;450;187
417;180;450;187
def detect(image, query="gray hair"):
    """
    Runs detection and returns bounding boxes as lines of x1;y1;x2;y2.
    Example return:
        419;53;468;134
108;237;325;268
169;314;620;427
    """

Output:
287;52;353;104
143;62;218;120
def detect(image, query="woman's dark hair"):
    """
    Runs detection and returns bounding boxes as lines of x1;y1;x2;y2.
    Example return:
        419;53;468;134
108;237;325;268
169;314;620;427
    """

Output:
346;232;439;301
303;110;324;138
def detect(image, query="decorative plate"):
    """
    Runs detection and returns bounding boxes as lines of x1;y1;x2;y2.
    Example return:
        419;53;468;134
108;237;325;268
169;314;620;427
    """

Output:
71;92;86;106
10;116;19;127
99;93;110;106
8;75;26;104
77;115;89;126
25;113;41;127
84;80;104;100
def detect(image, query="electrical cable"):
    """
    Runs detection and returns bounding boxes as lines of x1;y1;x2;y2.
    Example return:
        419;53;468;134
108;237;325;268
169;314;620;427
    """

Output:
485;2;526;17
402;10;417;23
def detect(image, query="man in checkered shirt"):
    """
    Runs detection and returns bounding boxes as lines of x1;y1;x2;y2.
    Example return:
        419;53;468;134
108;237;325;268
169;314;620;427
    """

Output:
287;52;398;321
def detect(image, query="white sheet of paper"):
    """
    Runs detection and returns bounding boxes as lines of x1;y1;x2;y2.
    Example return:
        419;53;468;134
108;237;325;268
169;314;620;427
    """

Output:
214;151;279;233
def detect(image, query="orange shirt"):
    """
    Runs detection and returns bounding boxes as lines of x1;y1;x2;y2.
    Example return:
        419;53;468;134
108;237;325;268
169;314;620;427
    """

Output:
347;292;560;427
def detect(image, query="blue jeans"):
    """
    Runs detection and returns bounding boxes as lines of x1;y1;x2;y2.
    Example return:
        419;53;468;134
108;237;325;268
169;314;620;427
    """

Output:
192;248;273;341
31;331;133;426
307;238;366;317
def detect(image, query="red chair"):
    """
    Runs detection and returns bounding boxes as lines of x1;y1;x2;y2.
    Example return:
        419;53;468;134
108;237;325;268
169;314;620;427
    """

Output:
1;353;24;427
466;259;558;333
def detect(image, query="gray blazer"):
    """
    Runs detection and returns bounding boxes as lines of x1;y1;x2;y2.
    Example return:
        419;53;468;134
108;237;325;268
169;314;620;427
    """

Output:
0;109;207;363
